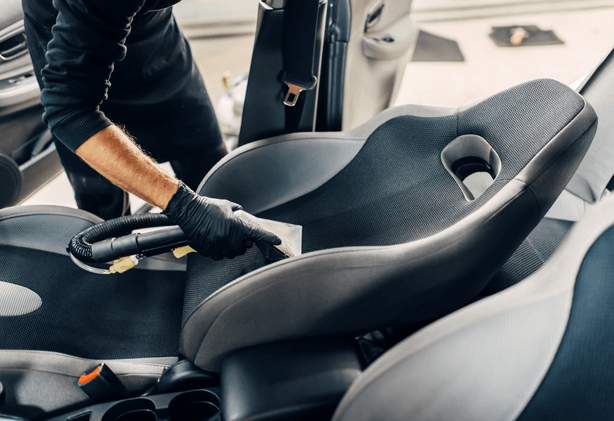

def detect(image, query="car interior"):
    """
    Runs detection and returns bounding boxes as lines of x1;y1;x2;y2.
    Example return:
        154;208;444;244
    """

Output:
0;0;62;209
2;0;614;420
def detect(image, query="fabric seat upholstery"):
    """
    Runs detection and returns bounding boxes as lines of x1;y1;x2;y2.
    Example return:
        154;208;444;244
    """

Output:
0;206;185;418
179;79;597;371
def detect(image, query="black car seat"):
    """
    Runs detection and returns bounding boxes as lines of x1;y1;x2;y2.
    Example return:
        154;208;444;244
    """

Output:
0;79;596;418
332;192;614;421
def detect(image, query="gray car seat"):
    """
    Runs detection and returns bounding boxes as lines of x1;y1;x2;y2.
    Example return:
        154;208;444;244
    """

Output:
181;78;595;371
332;191;614;421
481;47;614;298
0;79;596;418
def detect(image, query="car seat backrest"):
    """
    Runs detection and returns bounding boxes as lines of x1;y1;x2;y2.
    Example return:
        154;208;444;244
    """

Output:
180;79;596;373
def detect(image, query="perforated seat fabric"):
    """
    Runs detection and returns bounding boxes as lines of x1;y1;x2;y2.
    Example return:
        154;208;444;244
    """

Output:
0;206;185;418
179;79;597;371
183;80;583;319
331;192;614;421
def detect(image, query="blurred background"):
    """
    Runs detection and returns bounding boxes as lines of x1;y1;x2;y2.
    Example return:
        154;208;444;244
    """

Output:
171;0;614;108
17;0;614;207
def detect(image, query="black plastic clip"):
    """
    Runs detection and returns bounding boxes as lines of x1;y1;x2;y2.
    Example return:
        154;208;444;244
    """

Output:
78;363;129;402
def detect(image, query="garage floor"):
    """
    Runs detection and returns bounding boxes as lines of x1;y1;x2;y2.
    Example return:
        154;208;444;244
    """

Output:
22;2;614;209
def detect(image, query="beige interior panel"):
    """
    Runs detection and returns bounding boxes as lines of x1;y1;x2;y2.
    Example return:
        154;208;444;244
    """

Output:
342;0;417;130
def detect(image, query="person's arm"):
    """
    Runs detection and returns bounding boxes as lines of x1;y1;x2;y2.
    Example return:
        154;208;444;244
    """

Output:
78;128;281;260
41;0;280;258
42;0;176;209
75;125;178;210
41;0;144;152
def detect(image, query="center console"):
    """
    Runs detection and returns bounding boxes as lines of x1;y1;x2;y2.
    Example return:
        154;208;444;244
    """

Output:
46;339;363;421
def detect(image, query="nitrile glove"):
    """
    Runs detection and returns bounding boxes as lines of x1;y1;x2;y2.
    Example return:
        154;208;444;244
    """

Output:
164;181;281;260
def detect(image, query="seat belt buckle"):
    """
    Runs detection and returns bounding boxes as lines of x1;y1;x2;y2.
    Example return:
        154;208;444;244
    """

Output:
78;363;129;402
283;83;307;107
282;75;317;107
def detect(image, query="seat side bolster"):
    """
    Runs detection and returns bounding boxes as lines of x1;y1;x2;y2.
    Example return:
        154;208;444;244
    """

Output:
197;104;457;214
0;350;174;379
0;208;100;256
0;352;175;418
332;291;573;421
515;100;597;216
180;180;540;372
198;137;366;215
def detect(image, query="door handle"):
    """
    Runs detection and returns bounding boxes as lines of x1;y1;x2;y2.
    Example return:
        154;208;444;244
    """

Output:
365;0;385;32
362;16;419;61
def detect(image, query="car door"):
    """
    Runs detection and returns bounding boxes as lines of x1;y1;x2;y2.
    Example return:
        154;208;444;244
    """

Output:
239;0;417;146
318;0;418;131
0;0;62;207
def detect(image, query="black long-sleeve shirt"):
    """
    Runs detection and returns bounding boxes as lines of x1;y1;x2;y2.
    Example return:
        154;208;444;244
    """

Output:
23;0;184;152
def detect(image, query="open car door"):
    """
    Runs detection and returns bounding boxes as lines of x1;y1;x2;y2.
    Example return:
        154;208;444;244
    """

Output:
238;0;418;146
0;0;62;208
319;0;418;131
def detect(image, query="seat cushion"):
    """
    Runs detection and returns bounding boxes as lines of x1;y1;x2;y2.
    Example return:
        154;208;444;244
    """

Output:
0;206;187;418
0;206;186;360
480;217;574;297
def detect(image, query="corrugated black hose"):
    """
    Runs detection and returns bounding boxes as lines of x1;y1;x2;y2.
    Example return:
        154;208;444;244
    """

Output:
68;213;176;263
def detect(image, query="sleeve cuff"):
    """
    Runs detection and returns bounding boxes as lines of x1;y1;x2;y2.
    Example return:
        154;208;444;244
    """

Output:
50;108;113;152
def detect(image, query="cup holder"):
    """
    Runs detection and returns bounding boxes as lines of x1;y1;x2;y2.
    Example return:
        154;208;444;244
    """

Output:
168;390;221;421
441;134;502;201
101;399;157;421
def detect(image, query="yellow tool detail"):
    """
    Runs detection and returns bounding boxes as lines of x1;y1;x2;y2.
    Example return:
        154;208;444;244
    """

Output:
173;246;197;259
109;255;139;274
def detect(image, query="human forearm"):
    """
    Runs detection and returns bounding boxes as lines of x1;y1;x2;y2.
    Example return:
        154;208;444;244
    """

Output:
76;125;281;260
75;125;178;209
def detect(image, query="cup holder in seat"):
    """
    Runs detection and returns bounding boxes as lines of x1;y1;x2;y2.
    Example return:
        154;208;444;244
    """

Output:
168;390;221;421
101;399;157;421
441;134;502;201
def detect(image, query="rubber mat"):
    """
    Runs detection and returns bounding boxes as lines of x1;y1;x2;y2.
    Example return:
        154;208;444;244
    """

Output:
411;30;465;62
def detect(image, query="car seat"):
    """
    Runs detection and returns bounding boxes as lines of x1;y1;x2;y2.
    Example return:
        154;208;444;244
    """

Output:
479;47;614;298
332;191;614;421
0;79;597;418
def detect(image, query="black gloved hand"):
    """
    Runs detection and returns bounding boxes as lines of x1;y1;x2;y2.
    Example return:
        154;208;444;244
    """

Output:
164;181;281;260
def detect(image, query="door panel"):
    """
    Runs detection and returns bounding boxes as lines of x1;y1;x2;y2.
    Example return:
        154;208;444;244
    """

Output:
341;0;417;130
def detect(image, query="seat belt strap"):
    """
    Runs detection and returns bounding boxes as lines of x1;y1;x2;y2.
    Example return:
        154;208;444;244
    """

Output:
282;0;321;106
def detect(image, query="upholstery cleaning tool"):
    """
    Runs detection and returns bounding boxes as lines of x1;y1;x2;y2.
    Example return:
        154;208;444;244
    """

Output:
68;211;302;275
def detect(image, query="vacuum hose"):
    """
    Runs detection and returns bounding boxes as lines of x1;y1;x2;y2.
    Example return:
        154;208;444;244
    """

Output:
69;213;186;263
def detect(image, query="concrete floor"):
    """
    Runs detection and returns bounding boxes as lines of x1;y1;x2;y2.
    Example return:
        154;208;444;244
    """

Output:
22;3;614;209
395;7;614;108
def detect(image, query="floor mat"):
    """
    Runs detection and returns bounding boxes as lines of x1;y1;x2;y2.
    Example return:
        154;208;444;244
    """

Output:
489;25;564;47
411;30;465;62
